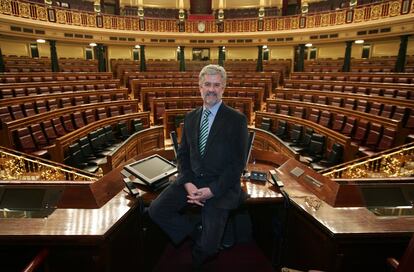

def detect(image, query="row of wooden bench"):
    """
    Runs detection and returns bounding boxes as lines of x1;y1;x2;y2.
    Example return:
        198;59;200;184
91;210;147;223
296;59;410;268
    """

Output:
272;89;414;129
0;88;129;126
0;79;120;99
140;86;263;112
122;70;281;89
152;96;253;125
283;79;414;99
263;100;405;152
0;72;113;84
130;77;273;102
290;72;414;84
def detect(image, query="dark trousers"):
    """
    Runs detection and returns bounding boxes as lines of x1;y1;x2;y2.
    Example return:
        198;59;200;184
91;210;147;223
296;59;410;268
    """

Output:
148;180;229;265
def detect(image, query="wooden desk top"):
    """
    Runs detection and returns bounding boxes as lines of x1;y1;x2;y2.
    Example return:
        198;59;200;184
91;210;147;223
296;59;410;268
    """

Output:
274;158;414;237
128;149;287;205
0;190;138;244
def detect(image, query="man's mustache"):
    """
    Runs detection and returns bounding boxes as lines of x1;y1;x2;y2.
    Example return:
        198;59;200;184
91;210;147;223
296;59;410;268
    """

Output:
204;92;217;97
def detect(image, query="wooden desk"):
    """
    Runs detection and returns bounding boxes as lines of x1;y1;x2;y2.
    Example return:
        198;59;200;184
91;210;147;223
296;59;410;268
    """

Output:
0;187;141;271
274;158;414;272
123;149;286;205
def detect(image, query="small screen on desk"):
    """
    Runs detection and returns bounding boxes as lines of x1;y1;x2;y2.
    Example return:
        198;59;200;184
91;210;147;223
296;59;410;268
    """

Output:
125;154;177;185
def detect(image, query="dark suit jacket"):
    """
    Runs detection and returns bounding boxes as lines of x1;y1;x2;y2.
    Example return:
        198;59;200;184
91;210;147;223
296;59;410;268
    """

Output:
176;103;249;209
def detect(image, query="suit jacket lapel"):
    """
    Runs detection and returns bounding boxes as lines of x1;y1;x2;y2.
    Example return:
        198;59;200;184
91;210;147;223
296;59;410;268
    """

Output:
203;103;226;156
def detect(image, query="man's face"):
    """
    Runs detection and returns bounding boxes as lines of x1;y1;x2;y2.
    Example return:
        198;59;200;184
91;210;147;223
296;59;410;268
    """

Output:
199;74;225;108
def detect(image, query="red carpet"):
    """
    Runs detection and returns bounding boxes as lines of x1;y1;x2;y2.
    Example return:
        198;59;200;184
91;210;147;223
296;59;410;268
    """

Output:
153;240;275;272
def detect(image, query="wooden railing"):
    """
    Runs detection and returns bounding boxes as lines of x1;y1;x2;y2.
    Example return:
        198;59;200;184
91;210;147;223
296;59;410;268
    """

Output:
1;100;140;148
49;111;150;163
141;86;263;111
255;111;359;162
0;145;98;181
102;126;164;174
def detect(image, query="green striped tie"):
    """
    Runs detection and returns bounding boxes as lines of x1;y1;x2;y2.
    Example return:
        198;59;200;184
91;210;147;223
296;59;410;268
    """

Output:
199;109;211;156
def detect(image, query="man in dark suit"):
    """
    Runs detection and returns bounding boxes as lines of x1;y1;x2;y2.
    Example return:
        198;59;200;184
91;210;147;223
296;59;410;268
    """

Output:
149;64;248;269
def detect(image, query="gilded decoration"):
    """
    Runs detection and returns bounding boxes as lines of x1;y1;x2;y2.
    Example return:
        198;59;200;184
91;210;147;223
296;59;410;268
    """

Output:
118;18;125;30
0;0;411;33
305;16;314;28
131;18;139;31
371;5;381;19
284;18;291;29
237;20;243;32
290;17;299;29
277;18;284;30
389;1;402;16
56;10;66;24
72;12;81;25
103;16;111;28
224;22;231;33
264;20;272;31
39;165;65;181
18;2;29;18
354;7;364;22
87;14;95;27
0;0;12;14
321;13;329;26
159;20;166;32
124;18;130;30
37;6;47;21
336;10;346;24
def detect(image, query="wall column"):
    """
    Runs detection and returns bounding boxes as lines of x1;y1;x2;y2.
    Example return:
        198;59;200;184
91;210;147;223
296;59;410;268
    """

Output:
0;47;5;72
49;40;59;72
395;35;410;72
256;45;263;72
96;44;106;72
179;46;185;72
342;40;353;72
140;45;146;71
295;44;305;72
218;46;225;67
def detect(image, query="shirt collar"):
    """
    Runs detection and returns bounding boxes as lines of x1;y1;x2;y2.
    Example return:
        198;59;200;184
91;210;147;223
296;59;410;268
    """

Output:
203;101;222;117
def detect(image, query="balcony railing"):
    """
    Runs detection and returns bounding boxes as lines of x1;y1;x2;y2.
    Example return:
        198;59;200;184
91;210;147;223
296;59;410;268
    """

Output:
0;146;99;181
0;0;412;33
321;142;414;179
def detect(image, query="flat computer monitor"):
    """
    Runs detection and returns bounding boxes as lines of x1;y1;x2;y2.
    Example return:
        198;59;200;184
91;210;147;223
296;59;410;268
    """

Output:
124;154;177;191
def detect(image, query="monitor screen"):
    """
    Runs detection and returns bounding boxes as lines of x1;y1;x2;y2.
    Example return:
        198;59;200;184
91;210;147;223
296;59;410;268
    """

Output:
124;154;177;185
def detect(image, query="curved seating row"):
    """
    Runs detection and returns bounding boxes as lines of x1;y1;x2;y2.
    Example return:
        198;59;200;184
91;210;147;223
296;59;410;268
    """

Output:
0;88;129;126
152;96;253;125
283;79;414;99
0;79;120;99
255;111;357;163
130;77;272;102
140;86;263;111
272;89;414;129
0;72;112;84
264;100;403;156
290;72;414;84
1;100;139;149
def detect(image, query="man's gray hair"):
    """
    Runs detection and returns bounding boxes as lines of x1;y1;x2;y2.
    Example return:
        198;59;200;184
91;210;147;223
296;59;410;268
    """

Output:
199;64;227;88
